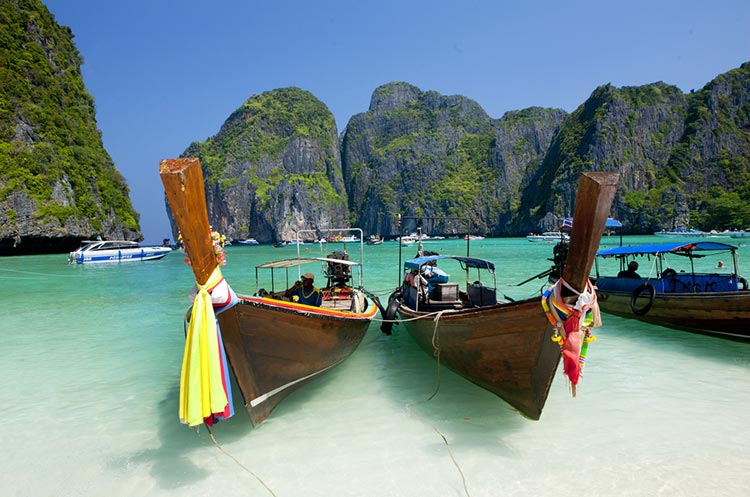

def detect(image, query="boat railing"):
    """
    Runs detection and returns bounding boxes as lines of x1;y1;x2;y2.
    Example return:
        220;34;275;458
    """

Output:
597;272;740;294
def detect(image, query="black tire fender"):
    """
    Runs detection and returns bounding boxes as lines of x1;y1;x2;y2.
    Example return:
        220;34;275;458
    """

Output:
630;283;656;315
380;289;402;335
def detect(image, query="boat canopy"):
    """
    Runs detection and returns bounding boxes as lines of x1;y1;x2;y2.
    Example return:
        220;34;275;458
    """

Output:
404;254;495;271
597;241;737;258
564;217;622;228
256;257;360;269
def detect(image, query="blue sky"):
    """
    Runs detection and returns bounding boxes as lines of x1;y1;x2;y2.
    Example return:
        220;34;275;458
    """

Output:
43;0;749;244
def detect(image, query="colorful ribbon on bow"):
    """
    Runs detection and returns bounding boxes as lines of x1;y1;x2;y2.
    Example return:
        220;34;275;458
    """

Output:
541;278;601;396
179;266;237;427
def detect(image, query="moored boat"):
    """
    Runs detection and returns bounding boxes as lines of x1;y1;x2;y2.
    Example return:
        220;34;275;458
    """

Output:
382;172;619;419
653;227;707;237
237;238;259;245
160;158;377;427
594;241;750;340
68;240;171;264
526;231;570;243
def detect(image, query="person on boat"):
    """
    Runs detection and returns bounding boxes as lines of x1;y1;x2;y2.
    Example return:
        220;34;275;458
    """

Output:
617;260;641;279
285;272;323;306
420;260;449;295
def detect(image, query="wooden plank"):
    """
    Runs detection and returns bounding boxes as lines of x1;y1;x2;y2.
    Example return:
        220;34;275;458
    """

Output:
159;158;215;286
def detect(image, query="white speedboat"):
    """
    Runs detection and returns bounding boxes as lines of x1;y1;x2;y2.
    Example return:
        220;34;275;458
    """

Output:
237;238;259;245
526;231;569;242
653;228;706;237
68;240;172;264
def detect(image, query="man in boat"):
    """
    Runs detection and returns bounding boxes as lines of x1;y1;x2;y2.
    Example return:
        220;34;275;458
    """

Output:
420;259;449;296
617;260;641;279
285;272;323;306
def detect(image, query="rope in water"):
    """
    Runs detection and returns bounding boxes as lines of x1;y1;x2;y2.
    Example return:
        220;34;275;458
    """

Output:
205;426;278;497
403;310;472;497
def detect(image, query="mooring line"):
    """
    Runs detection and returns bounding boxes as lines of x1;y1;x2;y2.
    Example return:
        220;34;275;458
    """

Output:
205;426;279;497
404;310;472;497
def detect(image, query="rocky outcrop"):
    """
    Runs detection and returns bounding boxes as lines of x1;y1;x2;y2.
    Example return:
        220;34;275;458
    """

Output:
341;82;567;236
0;0;141;255
172;88;348;243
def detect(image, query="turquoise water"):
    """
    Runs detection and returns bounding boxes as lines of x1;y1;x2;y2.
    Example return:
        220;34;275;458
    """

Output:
1;237;749;497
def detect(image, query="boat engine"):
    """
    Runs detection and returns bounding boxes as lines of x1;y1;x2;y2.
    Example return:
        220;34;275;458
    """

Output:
325;251;351;285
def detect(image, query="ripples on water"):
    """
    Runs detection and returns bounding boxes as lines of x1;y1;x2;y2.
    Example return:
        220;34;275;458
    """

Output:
1;237;748;497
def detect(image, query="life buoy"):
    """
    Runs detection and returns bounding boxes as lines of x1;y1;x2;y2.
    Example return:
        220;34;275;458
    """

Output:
630;283;656;315
380;289;402;335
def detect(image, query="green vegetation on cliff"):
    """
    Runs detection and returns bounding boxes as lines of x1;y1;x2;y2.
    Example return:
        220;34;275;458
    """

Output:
0;0;140;238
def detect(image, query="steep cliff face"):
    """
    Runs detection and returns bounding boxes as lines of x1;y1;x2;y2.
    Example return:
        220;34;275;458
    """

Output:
518;82;689;232
171;87;348;243
517;64;750;234
0;0;141;255
341;82;566;236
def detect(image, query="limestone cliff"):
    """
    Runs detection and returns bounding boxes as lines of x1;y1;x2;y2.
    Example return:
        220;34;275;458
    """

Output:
172;87;348;243
341;82;567;236
0;0;141;255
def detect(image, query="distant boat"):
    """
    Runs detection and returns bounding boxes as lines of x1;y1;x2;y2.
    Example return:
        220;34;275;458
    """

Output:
68;240;171;264
464;234;485;241
594;241;750;340
654;228;706;237
366;235;383;245
526;232;570;243
237;238;259;245
379;172;618;419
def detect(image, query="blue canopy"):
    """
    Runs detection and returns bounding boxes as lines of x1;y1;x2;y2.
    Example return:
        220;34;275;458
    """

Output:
564;217;622;228
404;254;495;271
597;241;737;258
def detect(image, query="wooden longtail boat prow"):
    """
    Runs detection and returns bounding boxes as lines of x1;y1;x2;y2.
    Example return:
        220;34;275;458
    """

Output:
160;158;377;426
393;171;619;420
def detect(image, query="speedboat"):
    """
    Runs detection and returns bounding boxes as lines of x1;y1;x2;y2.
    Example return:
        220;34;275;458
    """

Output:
526;231;570;242
68;240;171;264
653;228;707;237
237;238;259;245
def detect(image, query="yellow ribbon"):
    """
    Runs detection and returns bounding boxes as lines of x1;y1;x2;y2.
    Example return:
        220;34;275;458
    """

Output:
179;267;229;427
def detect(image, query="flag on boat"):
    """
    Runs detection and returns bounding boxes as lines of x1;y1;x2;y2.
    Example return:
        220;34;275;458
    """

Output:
562;218;573;229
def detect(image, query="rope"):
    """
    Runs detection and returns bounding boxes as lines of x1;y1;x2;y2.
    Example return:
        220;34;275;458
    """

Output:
205;426;278;497
0;267;81;278
402;310;471;497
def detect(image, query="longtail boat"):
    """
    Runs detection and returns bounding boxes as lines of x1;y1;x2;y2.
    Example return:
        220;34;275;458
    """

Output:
382;172;618;420
160;158;376;427
594;241;750;340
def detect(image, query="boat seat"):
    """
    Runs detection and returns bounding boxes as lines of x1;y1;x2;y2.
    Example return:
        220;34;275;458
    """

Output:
468;283;497;306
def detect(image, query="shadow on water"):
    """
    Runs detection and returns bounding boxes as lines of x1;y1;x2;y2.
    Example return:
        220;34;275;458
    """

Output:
112;381;256;490
362;325;530;456
600;313;750;366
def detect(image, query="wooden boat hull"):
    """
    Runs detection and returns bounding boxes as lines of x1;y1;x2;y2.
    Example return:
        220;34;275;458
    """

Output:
596;289;750;340
218;296;376;425
398;298;559;420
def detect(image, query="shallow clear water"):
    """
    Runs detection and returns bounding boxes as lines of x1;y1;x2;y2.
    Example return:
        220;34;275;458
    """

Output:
2;236;748;497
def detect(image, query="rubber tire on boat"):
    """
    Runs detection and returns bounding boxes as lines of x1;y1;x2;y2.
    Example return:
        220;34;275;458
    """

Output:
380;289;402;336
630;283;656;316
662;268;677;277
739;277;749;291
